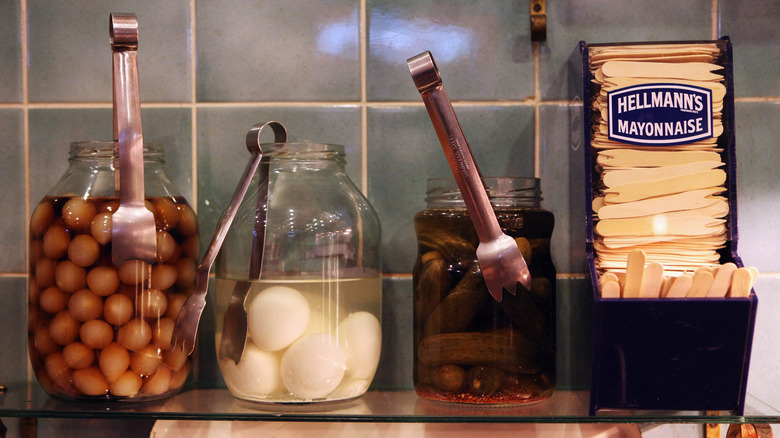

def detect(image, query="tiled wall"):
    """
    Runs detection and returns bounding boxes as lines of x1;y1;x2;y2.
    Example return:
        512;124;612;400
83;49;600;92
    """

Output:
2;0;780;435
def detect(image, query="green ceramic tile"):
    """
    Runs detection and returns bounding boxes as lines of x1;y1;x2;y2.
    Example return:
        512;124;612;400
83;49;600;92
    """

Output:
720;0;780;97
0;2;22;102
0;277;27;384
196;106;362;251
27;0;191;102
0;110;25;272
555;277;592;390
745;277;780;410
28;108;193;207
542;0;713;100
367;105;534;274
539;104;589;274
734;102;780;273
196;0;360;102
372;277;413;390
367;0;534;101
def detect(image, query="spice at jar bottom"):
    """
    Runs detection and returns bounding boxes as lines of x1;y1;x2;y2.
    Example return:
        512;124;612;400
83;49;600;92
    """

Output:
413;177;556;404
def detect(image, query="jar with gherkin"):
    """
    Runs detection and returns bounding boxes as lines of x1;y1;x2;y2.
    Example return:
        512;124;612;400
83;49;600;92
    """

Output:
413;177;556;404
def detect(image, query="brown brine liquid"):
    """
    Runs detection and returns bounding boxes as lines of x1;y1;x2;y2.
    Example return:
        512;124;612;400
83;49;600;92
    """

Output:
28;195;198;401
413;207;555;404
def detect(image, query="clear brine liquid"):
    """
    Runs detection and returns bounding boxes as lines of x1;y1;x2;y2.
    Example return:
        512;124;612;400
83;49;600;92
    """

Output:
215;276;382;403
215;276;382;335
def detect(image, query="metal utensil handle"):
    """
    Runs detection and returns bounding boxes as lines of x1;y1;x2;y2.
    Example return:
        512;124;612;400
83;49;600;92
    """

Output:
110;13;144;205
408;51;502;242
244;121;287;279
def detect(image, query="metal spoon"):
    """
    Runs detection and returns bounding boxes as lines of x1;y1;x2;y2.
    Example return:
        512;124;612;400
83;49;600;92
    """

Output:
109;13;157;266
407;51;532;302
219;123;286;364
171;121;286;355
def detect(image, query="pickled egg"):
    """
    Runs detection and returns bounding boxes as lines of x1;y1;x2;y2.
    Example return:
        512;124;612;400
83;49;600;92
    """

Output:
117;319;152;351
176;204;198;236
220;343;281;396
30;201;54;236
99;342;130;382
42;224;70;259
68;289;104;321
90;211;113;245
54;260;87;293
39;286;68;314
34;257;57;288
45;352;70;383
142;366;172;395
86;266;120;297
155;231;177;263
280;333;346;399
174;257;196;287
62;198;98;232
72;366;109;396
67;234;100;267
103;293;134;326
117;260;151;285
163;346;189;371
110;370;143;397
247;286;310;352
337;312;382;380
165;293;187;319
152;317;175;350
62;342;95;369
170;361;191;390
150;264;177;291
135;288;168;318
79;319;114;349
152;198;179;231
33;326;60;355
49;311;81;345
130;344;163;376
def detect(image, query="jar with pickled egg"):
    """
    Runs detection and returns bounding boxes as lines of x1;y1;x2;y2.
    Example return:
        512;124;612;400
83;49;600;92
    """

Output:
28;140;198;401
215;142;382;403
413;177;556;404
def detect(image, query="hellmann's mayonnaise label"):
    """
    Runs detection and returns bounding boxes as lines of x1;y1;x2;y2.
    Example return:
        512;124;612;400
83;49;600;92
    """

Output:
607;83;713;146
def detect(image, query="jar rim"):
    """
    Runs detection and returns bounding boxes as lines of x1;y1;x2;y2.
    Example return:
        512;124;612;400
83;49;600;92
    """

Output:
263;142;346;162
425;177;543;207
69;140;164;160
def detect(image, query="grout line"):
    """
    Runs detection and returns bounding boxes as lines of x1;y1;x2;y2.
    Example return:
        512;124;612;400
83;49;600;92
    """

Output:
4;95;780;111
360;0;368;194
533;41;540;178
190;0;198;211
20;0;32;393
712;0;719;39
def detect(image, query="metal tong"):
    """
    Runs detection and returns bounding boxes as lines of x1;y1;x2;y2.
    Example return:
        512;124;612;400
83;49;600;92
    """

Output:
218;123;284;364
407;50;532;302
110;13;157;266
171;121;286;356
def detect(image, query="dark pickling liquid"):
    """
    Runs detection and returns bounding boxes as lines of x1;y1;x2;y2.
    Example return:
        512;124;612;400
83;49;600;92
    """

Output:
413;207;556;404
28;195;198;401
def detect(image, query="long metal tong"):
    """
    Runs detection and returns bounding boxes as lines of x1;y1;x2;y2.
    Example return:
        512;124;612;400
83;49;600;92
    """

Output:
407;51;532;302
171;121;286;356
110;13;157;266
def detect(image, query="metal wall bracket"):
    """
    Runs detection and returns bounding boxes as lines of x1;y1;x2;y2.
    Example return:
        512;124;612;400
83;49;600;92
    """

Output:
530;0;546;42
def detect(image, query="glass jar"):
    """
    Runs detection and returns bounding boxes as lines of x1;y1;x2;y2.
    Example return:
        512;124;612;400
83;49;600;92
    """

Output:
413;177;556;404
215;143;382;403
28;141;199;401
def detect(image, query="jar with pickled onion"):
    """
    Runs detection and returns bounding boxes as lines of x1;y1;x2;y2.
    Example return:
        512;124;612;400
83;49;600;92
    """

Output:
28;140;198;401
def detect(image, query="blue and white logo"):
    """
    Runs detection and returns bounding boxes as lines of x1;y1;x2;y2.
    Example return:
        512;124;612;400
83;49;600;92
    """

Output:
607;83;713;146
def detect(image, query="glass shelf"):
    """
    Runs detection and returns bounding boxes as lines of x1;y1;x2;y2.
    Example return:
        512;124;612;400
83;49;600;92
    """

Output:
2;381;779;424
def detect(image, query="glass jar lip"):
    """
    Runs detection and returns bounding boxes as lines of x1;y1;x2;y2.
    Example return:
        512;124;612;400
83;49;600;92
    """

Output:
263;142;345;160
425;176;543;207
69;140;164;160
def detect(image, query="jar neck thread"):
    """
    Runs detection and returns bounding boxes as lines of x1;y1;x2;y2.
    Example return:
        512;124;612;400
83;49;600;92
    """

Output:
425;177;543;209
